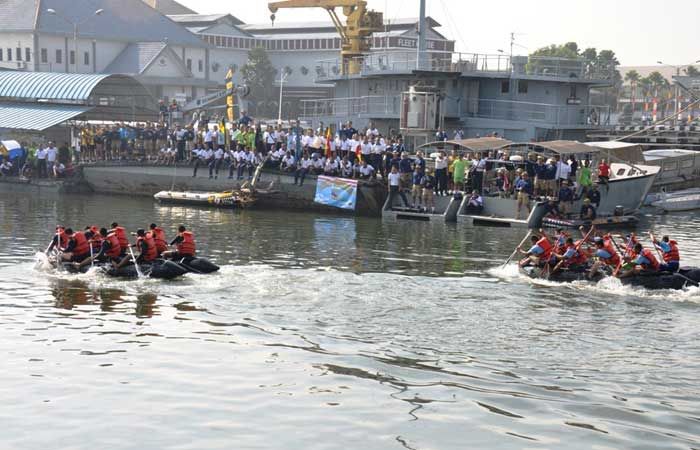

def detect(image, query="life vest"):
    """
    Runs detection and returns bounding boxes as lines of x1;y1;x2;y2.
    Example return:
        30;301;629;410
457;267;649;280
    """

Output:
662;240;680;263
151;227;168;254
56;228;69;250
639;248;660;271
565;241;588;265
176;231;196;256
601;239;620;266
105;233;122;258
536;237;552;259
71;231;90;256
136;233;158;262
112;226;129;252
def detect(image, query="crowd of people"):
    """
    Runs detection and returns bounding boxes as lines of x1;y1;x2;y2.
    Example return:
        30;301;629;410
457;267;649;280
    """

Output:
47;222;197;270
519;227;682;279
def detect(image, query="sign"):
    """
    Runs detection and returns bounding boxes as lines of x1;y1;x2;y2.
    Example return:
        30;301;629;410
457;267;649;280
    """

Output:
226;67;235;122
314;176;358;210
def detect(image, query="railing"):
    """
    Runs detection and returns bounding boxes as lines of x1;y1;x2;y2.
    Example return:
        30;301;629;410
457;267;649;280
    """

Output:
465;99;612;126
314;52;613;82
301;95;611;127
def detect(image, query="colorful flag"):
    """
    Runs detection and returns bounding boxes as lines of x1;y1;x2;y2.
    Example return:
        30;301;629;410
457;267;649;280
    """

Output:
355;143;362;163
325;127;332;159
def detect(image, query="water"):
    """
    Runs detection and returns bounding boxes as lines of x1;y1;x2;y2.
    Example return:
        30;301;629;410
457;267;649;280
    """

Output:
1;191;699;450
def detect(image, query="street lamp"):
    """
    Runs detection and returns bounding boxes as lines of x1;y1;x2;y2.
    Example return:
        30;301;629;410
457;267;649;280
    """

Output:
46;8;103;73
277;67;291;125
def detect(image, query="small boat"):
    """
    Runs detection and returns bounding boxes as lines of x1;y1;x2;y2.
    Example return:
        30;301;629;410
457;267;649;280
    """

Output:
651;193;700;212
172;256;220;274
644;187;700;206
53;257;219;280
519;265;700;290
154;190;256;209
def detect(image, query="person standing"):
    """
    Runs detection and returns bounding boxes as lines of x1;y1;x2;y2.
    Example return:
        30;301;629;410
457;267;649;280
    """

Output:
515;172;533;219
174;125;187;162
387;166;409;208
452;153;468;193
36;145;47;178
46;142;58;178
434;151;448;196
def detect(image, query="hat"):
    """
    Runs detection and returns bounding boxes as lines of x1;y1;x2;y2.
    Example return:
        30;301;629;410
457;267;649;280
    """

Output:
594;236;603;243
583;198;591;204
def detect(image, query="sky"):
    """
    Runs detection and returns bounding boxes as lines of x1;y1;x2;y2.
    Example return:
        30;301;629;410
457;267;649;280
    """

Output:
175;0;700;67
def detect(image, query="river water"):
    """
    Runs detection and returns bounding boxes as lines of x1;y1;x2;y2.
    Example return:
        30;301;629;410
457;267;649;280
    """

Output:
1;191;699;450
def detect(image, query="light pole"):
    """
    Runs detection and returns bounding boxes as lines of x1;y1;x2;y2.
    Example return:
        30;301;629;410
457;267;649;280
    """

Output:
657;60;700;120
46;8;103;73
277;68;291;125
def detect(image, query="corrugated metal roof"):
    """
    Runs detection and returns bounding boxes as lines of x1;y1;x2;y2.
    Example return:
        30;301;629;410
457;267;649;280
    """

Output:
0;103;91;131
0;0;39;32
0;72;113;101
103;42;168;75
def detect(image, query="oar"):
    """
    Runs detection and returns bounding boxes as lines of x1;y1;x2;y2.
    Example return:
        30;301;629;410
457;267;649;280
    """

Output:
611;235;630;277
502;230;532;267
89;240;94;269
549;226;595;278
648;232;665;263
128;244;144;278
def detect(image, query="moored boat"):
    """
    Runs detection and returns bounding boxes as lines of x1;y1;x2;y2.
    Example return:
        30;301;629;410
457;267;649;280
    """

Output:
651;193;700;212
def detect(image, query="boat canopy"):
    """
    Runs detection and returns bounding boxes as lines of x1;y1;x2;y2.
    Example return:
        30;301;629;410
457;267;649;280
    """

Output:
529;140;600;155
418;137;513;152
584;141;645;163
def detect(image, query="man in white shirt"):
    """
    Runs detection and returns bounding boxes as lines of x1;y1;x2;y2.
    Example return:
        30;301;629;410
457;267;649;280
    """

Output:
324;157;339;176
263;126;277;154
46;142;58;177
339;156;353;178
0;159;13;177
204;128;214;150
36;146;48;178
359;161;375;180
360;137;372;160
366;123;379;137
209;146;224;179
387;166;409;208
294;154;312;186
555;155;571;185
281;152;296;172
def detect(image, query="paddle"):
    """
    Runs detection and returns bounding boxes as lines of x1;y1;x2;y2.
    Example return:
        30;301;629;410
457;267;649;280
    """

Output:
611;235;631;277
648;232;665;263
549;226;595;278
645;232;696;286
89;239;94;269
128;244;144;278
502;230;532;268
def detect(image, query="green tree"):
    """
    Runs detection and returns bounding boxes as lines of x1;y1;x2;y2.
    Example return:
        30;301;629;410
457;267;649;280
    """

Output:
624;70;640;83
684;65;700;77
241;46;277;117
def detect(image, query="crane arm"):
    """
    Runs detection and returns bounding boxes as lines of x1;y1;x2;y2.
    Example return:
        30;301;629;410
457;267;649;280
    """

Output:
268;0;361;13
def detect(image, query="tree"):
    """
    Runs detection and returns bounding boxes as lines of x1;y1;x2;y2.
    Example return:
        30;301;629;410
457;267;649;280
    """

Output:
624;70;640;83
684;65;700;77
241;46;277;117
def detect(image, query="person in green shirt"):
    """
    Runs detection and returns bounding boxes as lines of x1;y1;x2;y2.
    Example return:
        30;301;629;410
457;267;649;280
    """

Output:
578;160;593;195
452;153;468;193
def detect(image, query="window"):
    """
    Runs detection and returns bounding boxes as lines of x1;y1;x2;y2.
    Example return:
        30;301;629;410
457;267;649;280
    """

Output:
501;80;510;94
663;162;678;172
226;37;232;47
681;159;694;169
296;40;301;50
186;58;192;71
7;48;12;61
69;50;75;65
302;40;308;50
56;49;62;64
518;80;528;94
0;49;3;61
321;39;327;50
40;48;47;63
84;51;90;66
198;59;203;72
314;39;320;49
233;38;238;47
16;47;21;61
569;85;577;98
283;40;288;50
25;48;30;62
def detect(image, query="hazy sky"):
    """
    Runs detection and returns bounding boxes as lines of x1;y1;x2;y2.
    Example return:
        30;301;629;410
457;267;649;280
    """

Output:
176;0;700;66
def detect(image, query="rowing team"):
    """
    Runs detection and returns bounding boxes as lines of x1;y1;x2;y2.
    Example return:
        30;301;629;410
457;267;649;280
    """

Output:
518;227;680;278
47;222;196;269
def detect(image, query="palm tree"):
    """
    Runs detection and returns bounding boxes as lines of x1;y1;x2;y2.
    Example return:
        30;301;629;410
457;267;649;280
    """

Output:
684;65;700;77
624;70;641;113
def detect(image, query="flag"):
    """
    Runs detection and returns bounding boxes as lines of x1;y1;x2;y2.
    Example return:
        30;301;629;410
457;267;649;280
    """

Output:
220;118;227;148
355;143;362;163
325;126;332;159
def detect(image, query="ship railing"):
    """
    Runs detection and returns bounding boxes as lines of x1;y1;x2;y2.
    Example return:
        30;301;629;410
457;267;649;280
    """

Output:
465;99;612;126
300;95;401;119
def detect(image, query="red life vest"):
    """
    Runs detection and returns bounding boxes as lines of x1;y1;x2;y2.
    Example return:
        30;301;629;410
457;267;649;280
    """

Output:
662;240;680;263
565;241;588;265
112;226;129;253
177;231;196;256
105;233;122;258
71;231;90;256
56;228;69;250
536;237;552;259
601;239;620;266
137;233;158;262
640;248;660;271
151;227;168;254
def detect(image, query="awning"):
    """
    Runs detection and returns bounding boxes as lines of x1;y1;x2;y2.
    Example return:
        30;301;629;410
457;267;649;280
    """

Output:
0;103;92;131
418;137;513;152
530;140;599;155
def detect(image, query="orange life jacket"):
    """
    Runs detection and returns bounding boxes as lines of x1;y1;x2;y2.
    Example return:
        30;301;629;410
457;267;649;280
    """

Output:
639;248;660;271
151;227;168;254
177;231;196;256
71;231;90;256
536;237;552;259
137;233;158;262
112;226;129;253
565;241;588;265
662;240;680;263
105;233;122;258
88;226;103;252
601;239;620;266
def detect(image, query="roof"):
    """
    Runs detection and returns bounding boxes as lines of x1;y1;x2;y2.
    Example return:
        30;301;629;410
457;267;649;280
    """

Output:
0;103;92;131
585;141;639;149
0;0;40;32
242;16;441;33
531;140;599;155
0;72;118;101
103;42;168;75
168;13;244;26
141;0;195;15
29;0;207;48
418;137;513;152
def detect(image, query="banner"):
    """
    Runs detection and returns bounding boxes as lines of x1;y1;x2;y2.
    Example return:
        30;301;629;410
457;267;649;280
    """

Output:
314;176;358;210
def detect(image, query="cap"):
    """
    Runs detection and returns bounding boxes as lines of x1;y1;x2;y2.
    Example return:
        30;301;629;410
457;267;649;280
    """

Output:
583;198;591;204
594;236;603;243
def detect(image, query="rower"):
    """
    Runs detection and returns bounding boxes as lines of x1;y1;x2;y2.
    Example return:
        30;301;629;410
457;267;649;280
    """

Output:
61;228;92;262
653;235;680;273
162;225;196;260
619;243;660;278
149;223;168;256
518;234;552;268
553;237;589;269
47;225;69;254
85;225;103;254
74;228;122;268
588;235;620;279
110;222;129;256
114;229;158;269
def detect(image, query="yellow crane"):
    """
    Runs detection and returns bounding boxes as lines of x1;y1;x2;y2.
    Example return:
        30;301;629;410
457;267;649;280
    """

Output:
268;0;383;75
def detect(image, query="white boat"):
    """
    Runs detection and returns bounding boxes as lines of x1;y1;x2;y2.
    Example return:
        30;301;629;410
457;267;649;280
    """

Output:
644;187;700;206
651;193;700;212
